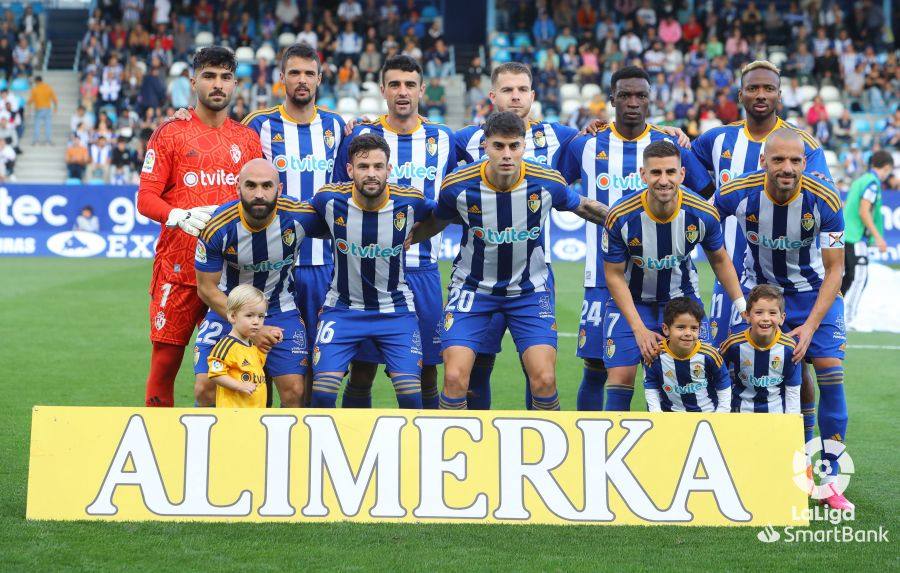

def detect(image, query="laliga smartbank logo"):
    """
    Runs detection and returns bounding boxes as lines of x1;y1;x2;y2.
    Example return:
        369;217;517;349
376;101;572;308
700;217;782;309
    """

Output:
793;438;854;501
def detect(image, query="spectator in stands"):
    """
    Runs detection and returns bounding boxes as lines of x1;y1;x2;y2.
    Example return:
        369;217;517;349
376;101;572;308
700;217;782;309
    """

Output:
75;206;99;232
401;38;422;62
250;73;274;111
275;0;299;30
658;13;682;46
0;115;17;150
28;76;57;146
20;5;40;46
843;145;865;178
532;10;556;47
168;68;191;110
100;55;123;112
194;0;214;33
555;26;577;54
66;133;89;179
619;25;643;59
806;95;830;146
577;44;600;84
560;45;580;83
70;105;92;135
88;135;112;182
338;0;364;24
0;136;16;180
12;36;33;77
674;93;693;120
358;42;382;83
425;39;453;78
636;0;657;27
423;77;446;116
297;21;317;49
137;62;166;117
780;77;803;116
833;109;854;147
110;136;136;185
714;90;739;124
400;11;425;40
337;21;363;61
576;0;597;32
335;58;360;99
643;41;665;75
0;36;11;77
881;110;900;150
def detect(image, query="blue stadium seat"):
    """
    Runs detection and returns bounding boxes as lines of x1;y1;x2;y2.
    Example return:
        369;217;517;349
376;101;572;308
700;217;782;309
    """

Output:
427;109;444;123
0;78;7;92
31;2;44;15
491;33;510;48
235;62;252;79
854;119;871;133
513;33;532;48
492;48;511;64
88;178;106;185
317;96;336;110
10;77;28;92
421;5;439;22
66;178;82;185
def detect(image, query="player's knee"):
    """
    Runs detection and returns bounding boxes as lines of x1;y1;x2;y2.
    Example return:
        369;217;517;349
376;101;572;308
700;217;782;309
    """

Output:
529;369;557;396
348;361;377;387
275;376;304;407
606;368;635;389
442;366;470;395
194;377;216;407
474;353;496;368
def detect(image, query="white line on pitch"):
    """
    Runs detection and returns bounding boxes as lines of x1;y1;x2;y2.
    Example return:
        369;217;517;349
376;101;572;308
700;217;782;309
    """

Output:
555;332;900;349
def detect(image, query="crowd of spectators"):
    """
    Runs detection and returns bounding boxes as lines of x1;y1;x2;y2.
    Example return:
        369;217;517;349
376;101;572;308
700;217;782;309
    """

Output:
70;0;449;185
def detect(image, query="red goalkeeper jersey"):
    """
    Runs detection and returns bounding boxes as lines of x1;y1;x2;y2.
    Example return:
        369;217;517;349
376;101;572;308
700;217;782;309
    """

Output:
138;109;263;286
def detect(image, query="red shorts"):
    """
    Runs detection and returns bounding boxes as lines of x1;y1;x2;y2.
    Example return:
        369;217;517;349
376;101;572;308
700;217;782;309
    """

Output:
148;274;208;346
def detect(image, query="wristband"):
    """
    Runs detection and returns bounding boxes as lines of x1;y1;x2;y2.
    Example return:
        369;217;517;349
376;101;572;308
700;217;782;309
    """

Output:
732;297;747;314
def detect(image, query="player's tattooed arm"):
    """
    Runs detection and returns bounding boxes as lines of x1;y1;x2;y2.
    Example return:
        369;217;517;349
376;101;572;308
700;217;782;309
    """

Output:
405;214;452;249
572;196;608;225
196;270;229;317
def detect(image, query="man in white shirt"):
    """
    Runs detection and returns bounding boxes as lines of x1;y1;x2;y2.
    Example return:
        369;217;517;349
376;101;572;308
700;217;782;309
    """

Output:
337;0;363;23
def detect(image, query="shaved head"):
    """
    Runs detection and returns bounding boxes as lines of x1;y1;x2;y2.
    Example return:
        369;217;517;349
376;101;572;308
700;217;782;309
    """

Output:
761;128;806;198
238;158;281;221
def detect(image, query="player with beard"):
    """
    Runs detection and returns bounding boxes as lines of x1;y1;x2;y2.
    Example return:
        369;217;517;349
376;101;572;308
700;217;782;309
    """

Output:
194;159;327;406
137;46;263;407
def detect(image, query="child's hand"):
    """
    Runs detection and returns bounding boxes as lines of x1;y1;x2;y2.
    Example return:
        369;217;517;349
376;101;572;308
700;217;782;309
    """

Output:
239;382;257;395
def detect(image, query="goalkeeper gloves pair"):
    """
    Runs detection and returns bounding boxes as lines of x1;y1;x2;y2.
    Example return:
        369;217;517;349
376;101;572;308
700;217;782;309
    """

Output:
166;205;218;236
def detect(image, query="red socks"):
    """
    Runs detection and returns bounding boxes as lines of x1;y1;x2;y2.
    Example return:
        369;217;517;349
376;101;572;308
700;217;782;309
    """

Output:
145;342;186;407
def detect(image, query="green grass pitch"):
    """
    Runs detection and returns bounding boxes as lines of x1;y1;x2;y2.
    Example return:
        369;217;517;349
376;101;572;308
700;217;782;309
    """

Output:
1;259;897;571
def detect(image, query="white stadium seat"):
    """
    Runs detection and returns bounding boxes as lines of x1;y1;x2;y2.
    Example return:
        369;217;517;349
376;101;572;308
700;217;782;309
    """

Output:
819;85;840;103
699;118;723;132
255;44;276;63
561;99;581;119
278;32;297;48
235;46;255;64
361;81;380;97
530;100;543;120
797;85;818;104
337;97;359;115
581;83;601;99
801;101;814;115
168;61;188;77
824;150;839;168
560;83;580;100
358;97;380;115
194;32;214;49
825;101;844;118
768;51;788;68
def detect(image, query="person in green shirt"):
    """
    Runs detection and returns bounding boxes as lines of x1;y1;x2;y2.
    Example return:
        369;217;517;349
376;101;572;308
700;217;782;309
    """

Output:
841;150;895;324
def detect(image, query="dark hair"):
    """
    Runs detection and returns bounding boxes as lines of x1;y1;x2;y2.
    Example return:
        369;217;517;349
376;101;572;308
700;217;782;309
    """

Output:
380;54;422;85
281;42;321;73
870;150;894;169
747;284;785;312
663;297;705;326
348;134;391;164
610;65;650;94
81;205;94;214
192;46;237;73
482;111;526;139
491;61;533;86
643;139;681;162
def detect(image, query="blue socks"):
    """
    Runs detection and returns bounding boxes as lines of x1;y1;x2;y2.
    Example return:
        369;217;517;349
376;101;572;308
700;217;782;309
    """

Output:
341;383;372;408
439;392;467;410
532;391;560;411
391;374;423;409
421;377;439;409
311;373;343;407
577;359;607;411
801;401;816;444
467;354;494;410
816;366;848;479
605;386;634;411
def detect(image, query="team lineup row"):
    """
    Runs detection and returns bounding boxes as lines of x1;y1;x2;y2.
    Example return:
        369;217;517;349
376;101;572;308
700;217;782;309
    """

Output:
135;45;852;509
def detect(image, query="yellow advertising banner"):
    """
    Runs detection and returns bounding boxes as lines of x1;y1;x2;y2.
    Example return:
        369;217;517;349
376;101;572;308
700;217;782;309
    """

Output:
27;406;809;526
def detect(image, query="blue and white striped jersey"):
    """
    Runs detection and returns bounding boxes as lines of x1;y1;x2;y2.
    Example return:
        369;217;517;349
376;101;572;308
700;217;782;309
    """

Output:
643;341;731;413
691;118;831;274
720;329;801;414
714;171;844;294
602;188;723;303
436;159;581;296
334;115;455;270
195;198;325;315
455;120;578;168
310;183;435;313
242;105;345;267
558;123;714;288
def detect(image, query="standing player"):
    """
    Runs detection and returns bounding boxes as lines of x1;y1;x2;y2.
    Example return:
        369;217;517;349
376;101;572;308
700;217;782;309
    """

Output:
453;61;579;410
409;111;608;410
841;150;894;324
194;159;326;407
309;134;434;408
715;128;851;510
558;65;715;411
333;55;455;409
690;60;832;347
601;141;744;411
137;47;263;407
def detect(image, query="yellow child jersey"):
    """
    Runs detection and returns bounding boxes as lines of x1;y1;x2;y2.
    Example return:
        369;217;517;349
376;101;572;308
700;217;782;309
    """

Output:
207;335;268;408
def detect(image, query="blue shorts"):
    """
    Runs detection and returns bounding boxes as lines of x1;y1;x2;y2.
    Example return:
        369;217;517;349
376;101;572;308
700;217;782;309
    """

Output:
709;279;742;347
355;268;443;366
442;287;557;354
293;264;333;368
478;268;556;355
602;297;710;368
576;286;610;360
193;310;308;377
731;288;846;360
314;307;423;374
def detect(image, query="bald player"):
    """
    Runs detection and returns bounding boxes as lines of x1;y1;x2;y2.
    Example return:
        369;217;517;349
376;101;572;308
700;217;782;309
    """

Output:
715;128;852;510
193;158;327;406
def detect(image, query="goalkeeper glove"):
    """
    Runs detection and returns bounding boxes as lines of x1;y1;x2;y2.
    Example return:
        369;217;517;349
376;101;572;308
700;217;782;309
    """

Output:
166;205;218;237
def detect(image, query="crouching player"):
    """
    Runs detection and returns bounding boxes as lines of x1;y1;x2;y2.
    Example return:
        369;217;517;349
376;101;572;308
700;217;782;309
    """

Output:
720;285;801;414
644;297;731;413
602;140;745;411
308;134;434;408
409;111;608;410
195;159;326;407
207;285;270;407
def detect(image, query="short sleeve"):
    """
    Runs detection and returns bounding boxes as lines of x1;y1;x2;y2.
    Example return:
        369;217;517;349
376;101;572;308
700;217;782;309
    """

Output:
714;187;738;219
195;212;226;273
207;341;235;379
804;146;833;181
550;177;581;211
441;129;457;178
700;210;724;251
454;127;474;165
680;142;714;194
710;354;731;391
783;351;801;387
435;182;460;221
556;135;584;184
332;133;352;183
602;218;629;263
642;360;662;389
861;182;879;204
294;207;330;240
689;130;715;172
415;198;437;222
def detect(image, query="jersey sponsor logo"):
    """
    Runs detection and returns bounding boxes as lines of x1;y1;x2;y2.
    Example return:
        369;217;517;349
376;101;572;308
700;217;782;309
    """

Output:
739;372;784;388
230;144;242;164
471;226;541;244
335;239;403;259
282;228;295;246
801;212;815;231
141;149;156;173
685;224;699;243
596;172;646;192
235;255;294;272
46;230;107;257
183;170;238;187
272;154;335;174
745;231;814;250
631;254;685;270
533;131;546;148
426;137;438;156
324;129;335;149
392;162;438;180
664;379;708;395
195;242;207;263
394;211;406;231
528;193;541;213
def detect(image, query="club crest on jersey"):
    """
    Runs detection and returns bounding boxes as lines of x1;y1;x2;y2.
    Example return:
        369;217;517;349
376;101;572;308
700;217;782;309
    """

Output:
528;193;541;213
801;212;815;231
394;211;407;231
533;130;546;148
230;144;242;164
195;242;207;263
605;338;616;358
312;346;320;366
426;136;437;157
444;312;454;332
692;362;705;379
710;320;720;340
578;328;586;348
324;129;335;149
685;224;699;243
770;356;782;371
154;311;166;331
282;228;295;246
142;149;155;173
193;346;199;366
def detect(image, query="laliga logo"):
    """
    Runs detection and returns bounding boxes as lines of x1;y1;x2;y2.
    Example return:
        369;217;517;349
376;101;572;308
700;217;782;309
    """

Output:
183;170;238;187
793;438;855;500
746;231;814;251
596;173;646;191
